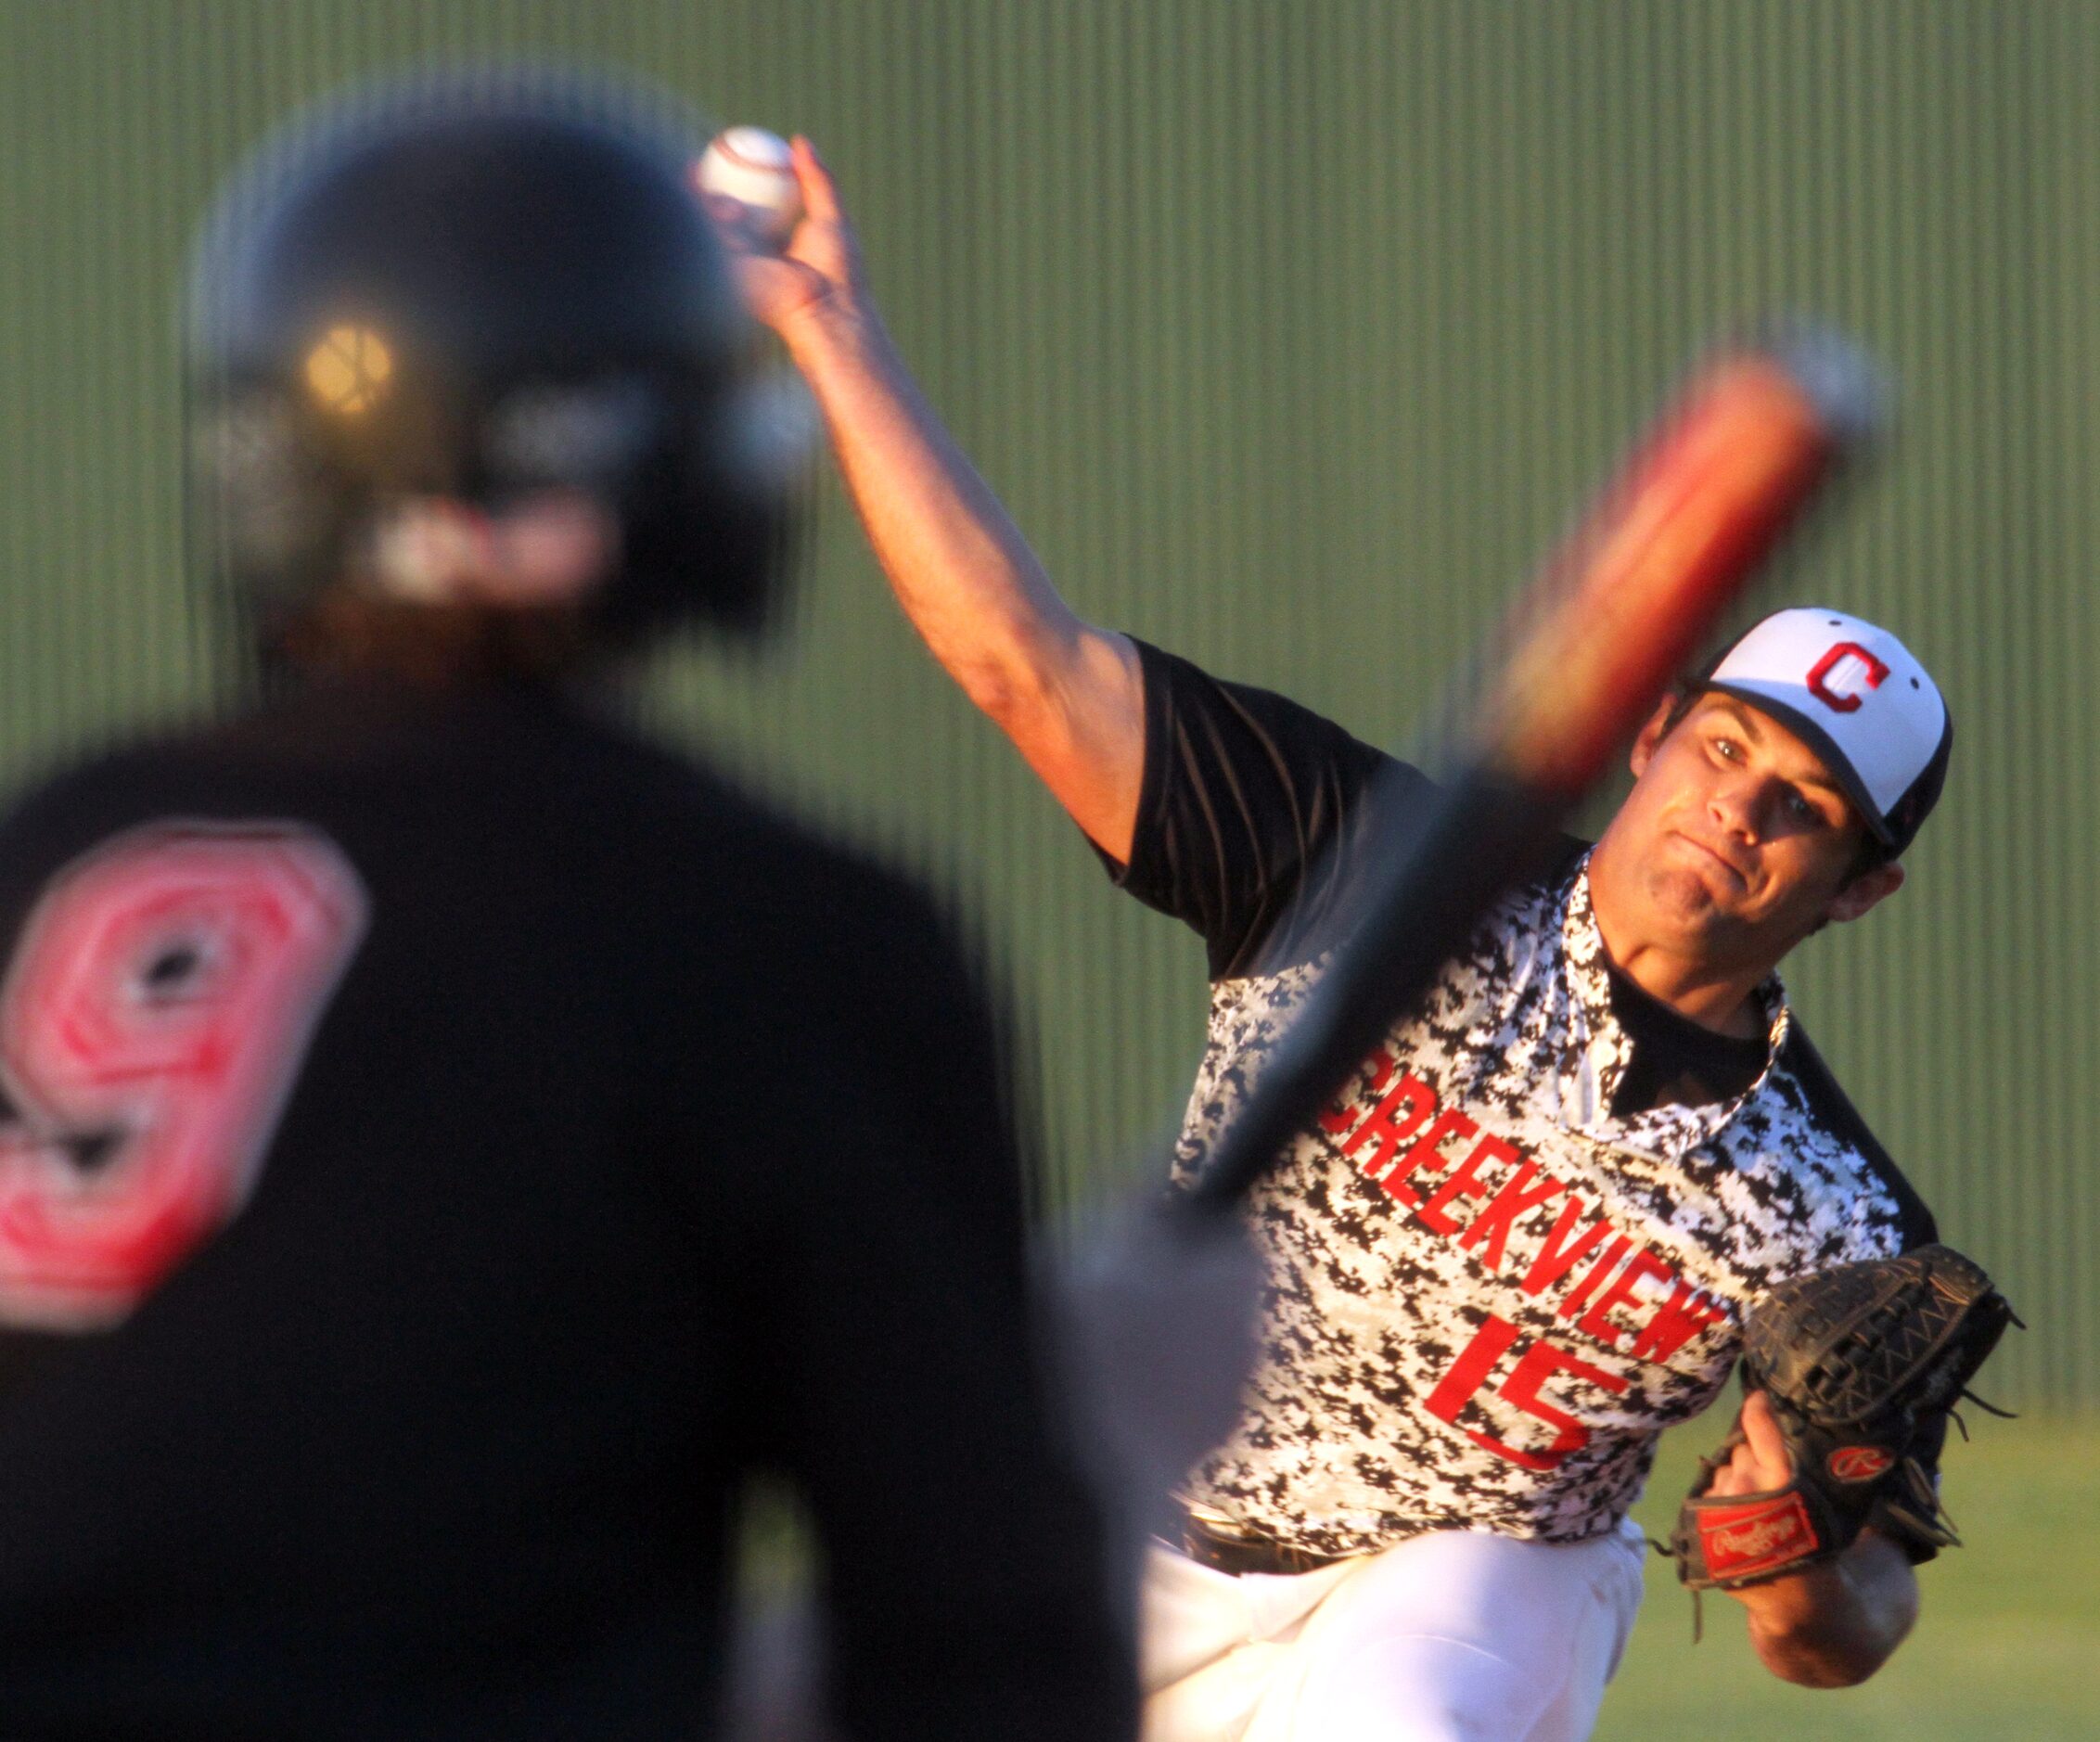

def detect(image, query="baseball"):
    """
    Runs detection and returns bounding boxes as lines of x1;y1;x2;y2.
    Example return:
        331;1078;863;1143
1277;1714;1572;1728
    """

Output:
697;126;803;249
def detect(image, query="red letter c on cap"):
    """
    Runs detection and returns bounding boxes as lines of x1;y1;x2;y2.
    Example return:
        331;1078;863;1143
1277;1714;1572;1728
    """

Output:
1806;642;1889;713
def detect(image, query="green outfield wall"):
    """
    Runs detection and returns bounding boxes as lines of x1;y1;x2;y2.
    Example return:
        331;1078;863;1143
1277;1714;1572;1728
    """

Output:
2;2;2094;1406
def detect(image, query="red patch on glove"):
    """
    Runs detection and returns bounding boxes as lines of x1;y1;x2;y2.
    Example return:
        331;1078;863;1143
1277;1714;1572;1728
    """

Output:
1697;1492;1821;1582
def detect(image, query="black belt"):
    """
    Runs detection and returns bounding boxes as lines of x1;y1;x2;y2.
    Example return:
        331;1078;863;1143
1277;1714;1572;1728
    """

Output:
1179;1509;1353;1578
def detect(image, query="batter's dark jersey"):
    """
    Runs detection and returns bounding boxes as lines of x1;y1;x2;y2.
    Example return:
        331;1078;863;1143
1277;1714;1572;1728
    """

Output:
0;677;1133;1740
1104;641;1939;1556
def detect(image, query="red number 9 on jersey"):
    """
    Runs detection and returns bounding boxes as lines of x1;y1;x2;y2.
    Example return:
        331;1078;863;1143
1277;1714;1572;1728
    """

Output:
0;825;366;1330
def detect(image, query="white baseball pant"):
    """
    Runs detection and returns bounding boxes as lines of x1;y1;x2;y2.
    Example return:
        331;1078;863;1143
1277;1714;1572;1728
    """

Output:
1138;1518;1647;1742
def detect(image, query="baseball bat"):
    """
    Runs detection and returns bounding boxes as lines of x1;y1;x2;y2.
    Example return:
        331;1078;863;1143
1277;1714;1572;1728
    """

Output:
1181;327;1884;1214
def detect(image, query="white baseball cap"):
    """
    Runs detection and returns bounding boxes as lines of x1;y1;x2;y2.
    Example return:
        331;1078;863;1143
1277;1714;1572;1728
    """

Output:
1701;607;1952;855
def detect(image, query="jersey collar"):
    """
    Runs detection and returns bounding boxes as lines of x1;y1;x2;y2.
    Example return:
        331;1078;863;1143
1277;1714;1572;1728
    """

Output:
1558;855;1791;1141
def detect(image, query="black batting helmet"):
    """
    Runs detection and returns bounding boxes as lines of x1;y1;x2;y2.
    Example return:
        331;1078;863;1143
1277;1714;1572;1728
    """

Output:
186;66;787;653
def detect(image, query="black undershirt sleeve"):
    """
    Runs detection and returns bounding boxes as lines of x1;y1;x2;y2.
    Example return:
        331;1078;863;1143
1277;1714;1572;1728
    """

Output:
1102;639;1439;979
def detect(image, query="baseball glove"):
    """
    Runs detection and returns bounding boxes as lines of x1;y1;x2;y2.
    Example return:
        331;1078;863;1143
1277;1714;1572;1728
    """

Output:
1669;1243;2018;1595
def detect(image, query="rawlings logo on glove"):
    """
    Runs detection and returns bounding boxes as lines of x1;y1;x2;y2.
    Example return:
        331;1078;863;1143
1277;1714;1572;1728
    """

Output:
1697;1493;1820;1582
1826;1445;1893;1482
1666;1244;2018;1601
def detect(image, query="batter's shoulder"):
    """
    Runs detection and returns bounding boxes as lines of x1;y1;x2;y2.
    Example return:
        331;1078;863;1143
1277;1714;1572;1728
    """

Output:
590;723;954;951
552;710;982;1017
0;732;218;889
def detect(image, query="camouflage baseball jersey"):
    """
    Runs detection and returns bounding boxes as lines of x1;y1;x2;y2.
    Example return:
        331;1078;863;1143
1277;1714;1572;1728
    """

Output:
1108;642;1936;1559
